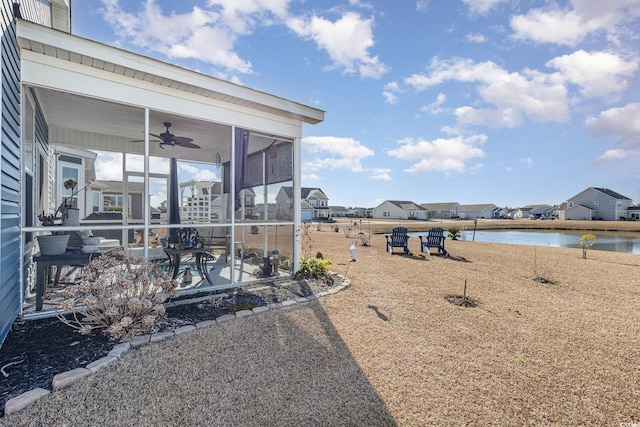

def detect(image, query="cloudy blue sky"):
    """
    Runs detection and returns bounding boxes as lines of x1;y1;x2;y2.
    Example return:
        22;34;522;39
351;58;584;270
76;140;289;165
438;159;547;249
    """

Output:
72;0;640;209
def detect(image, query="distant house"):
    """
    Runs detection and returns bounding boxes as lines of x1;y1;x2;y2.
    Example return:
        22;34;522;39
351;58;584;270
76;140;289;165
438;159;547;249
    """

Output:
345;207;370;217
460;204;498;219
514;204;554;219
372;200;428;220
559;187;633;221
275;187;330;221
626;206;640;221
329;206;348;217
91;180;145;220
420;202;462;219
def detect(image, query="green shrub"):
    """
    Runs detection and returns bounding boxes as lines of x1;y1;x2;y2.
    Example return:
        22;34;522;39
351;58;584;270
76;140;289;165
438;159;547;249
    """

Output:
446;227;462;240
294;256;332;281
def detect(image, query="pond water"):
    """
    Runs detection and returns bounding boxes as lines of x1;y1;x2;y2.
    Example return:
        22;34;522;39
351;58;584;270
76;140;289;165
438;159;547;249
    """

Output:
459;230;640;254
410;230;640;254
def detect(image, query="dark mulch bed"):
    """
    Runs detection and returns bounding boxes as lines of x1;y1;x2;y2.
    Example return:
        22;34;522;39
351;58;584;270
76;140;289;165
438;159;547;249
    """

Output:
0;277;339;417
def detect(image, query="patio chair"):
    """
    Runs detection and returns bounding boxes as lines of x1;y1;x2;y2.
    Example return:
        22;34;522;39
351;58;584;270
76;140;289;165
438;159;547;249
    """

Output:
385;227;411;255
419;227;449;256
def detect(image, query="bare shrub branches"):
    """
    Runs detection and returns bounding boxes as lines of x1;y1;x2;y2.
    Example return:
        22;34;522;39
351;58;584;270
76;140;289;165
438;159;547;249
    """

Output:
56;248;179;340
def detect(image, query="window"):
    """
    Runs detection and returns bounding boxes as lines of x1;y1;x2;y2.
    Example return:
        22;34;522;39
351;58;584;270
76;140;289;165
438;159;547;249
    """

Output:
103;195;131;215
594;200;599;205
91;191;100;212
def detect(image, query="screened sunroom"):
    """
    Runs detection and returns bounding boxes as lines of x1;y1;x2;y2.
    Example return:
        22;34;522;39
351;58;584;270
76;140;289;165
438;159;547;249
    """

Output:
16;19;324;318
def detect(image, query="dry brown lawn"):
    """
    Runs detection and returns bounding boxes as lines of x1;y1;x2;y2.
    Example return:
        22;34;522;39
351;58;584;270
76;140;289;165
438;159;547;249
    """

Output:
315;223;640;425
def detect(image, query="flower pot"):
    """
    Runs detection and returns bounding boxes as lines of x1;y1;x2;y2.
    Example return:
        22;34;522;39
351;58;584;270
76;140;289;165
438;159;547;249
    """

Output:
63;208;80;226
36;234;70;256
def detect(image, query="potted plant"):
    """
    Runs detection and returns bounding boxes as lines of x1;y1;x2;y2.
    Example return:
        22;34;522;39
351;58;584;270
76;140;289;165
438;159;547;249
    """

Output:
36;179;92;255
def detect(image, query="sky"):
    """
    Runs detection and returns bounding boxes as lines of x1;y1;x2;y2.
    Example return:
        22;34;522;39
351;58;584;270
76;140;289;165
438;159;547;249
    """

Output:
71;0;640;209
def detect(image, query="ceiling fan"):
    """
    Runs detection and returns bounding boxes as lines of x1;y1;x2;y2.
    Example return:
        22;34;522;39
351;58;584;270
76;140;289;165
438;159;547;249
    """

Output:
131;122;200;149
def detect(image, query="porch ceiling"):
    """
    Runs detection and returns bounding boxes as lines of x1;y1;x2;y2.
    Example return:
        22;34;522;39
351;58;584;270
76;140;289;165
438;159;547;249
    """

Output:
33;86;235;163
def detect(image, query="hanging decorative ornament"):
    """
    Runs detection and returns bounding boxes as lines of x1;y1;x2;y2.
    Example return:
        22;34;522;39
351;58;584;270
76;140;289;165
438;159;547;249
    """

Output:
214;152;221;169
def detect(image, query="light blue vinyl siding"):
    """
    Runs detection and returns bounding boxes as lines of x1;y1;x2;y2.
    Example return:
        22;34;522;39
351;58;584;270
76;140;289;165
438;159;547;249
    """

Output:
0;1;23;347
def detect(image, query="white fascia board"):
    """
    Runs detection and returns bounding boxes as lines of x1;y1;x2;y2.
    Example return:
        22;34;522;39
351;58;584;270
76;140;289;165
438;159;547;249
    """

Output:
21;51;303;139
55;144;97;160
17;20;324;125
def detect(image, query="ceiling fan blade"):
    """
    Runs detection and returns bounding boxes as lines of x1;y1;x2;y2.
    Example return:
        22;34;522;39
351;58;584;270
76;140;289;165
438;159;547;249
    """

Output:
176;140;201;149
130;139;161;143
173;136;194;144
149;133;164;139
159;141;175;150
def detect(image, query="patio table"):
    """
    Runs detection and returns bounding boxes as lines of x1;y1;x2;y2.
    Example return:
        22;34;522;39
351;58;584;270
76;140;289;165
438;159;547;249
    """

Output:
33;251;101;311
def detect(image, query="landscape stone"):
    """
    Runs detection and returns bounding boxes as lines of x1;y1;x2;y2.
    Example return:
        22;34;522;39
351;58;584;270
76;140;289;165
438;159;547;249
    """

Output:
4;388;50;415
108;342;131;359
174;325;196;336
52;368;92;390
129;334;150;348
86;355;118;373
235;310;253;318
252;306;270;314
195;319;217;329
150;330;174;342
215;314;236;323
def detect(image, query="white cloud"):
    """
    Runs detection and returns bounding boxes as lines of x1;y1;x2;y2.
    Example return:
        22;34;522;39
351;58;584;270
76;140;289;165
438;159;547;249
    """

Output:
546;50;638;100
99;0;256;74
383;81;402;104
387;134;487;174
404;57;570;127
519;157;534;167
94;151;123;181
586;103;640;163
465;32;487;43
455;106;523;128
302;136;375;172
179;163;220;182
510;1;640;46
462;0;509;15
416;0;430;13
99;1;389;79
421;93;447;114
348;0;374;9
594;148;639;164
287;12;388;78
369;168;392;180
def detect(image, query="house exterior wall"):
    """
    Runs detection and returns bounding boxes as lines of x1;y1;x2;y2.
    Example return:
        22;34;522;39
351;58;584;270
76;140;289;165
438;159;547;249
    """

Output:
372;201;409;219
463;207;496;219
422;204;461;219
0;1;30;346
275;188;293;220
562;205;594;221
568;188;632;220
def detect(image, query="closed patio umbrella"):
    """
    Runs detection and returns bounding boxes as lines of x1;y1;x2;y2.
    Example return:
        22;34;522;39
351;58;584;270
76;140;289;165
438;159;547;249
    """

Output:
169;157;180;244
